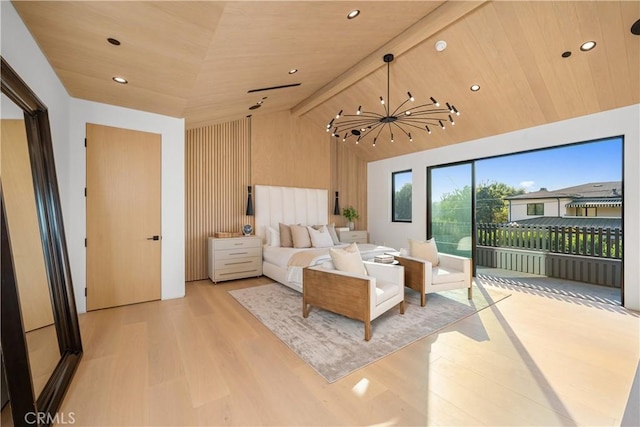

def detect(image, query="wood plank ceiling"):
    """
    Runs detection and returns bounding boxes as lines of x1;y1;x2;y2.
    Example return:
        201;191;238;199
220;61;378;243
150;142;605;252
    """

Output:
12;1;640;163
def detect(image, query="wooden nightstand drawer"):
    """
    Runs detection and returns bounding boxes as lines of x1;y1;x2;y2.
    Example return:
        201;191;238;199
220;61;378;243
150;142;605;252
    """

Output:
338;230;368;243
208;236;263;283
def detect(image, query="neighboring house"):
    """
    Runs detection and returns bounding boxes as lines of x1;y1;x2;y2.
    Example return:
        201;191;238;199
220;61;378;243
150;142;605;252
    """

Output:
506;181;622;222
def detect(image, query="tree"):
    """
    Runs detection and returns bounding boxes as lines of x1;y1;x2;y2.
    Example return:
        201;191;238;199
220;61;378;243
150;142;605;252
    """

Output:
394;183;412;221
434;181;524;224
475;181;525;223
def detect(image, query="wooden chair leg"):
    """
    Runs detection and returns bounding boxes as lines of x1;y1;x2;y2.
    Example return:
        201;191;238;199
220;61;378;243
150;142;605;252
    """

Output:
399;300;405;314
302;300;309;318
468;286;473;300
421;293;426;307
364;320;371;341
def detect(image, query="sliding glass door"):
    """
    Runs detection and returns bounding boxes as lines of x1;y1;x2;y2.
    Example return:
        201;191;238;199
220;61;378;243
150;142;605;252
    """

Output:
427;162;474;259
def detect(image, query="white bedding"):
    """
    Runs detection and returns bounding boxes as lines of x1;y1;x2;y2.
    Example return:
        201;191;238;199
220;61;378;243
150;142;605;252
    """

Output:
263;243;397;292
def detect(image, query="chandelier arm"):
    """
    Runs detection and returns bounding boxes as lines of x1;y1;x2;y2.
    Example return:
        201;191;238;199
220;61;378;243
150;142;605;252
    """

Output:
390;121;412;139
397;102;442;112
334;119;382;130
393;120;439;132
340;112;383;119
398;117;447;124
403;111;452;118
390;97;412;117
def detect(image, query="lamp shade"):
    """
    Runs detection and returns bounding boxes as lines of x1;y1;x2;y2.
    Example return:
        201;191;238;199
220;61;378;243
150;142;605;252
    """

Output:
246;186;254;216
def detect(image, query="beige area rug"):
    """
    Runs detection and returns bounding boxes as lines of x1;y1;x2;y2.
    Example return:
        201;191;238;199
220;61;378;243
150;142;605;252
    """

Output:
229;282;509;383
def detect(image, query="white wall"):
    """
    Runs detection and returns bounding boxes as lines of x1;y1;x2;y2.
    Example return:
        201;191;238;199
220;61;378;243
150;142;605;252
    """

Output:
2;2;186;314
69;100;185;313
368;105;640;310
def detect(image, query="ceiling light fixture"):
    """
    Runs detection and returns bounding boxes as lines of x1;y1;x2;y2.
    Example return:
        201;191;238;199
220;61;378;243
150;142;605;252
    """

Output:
112;76;127;84
107;37;121;46
470;84;480;92
561;51;572;58
632;18;640;35
434;40;447;52
347;10;360;19
580;40;596;51
288;69;298;74
326;53;460;146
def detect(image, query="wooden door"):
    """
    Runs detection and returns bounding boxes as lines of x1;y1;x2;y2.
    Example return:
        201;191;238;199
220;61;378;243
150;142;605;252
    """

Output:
86;124;161;310
1;119;55;331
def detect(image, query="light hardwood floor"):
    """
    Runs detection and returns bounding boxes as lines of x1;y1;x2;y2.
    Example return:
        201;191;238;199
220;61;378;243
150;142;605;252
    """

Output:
10;277;640;426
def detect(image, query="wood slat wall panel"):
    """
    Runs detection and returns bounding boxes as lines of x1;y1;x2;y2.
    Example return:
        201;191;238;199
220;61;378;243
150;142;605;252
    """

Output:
331;138;368;231
185;119;251;281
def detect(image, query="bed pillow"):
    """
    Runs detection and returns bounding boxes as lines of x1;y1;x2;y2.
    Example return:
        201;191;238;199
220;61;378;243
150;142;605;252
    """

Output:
409;238;439;266
267;226;280;247
279;223;293;247
313;223;340;245
329;242;367;275
290;224;312;248
307;225;334;248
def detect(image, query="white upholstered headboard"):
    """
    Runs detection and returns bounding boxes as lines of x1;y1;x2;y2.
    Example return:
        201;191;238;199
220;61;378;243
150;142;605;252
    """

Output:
255;185;328;243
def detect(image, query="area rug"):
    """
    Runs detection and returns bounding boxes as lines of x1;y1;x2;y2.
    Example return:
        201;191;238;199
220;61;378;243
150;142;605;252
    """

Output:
229;282;509;383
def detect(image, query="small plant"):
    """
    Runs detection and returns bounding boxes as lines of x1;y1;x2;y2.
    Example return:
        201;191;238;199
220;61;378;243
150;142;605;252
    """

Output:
342;206;360;222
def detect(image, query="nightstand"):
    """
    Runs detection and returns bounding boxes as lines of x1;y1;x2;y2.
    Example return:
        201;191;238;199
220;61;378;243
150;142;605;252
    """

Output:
207;236;262;283
338;230;368;243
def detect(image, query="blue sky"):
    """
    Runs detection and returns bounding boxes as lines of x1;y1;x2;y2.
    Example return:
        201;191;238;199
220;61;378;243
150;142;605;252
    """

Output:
395;137;623;202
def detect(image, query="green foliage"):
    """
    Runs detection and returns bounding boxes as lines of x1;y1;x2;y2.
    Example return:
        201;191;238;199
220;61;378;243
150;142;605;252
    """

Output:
394;183;412;221
434;181;524;224
342;206;359;222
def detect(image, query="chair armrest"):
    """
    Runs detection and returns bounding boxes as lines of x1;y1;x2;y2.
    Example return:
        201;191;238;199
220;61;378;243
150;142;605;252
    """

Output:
438;253;471;275
363;261;404;286
393;254;433;269
307;264;372;282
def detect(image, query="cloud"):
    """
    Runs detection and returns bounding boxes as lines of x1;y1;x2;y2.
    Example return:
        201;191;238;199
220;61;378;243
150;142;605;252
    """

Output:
520;180;536;190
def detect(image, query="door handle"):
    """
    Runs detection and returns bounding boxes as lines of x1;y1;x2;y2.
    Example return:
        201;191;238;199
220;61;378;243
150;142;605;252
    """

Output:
147;235;161;241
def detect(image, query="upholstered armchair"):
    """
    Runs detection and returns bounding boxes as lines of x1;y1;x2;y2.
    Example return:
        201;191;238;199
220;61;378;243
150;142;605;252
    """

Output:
394;251;472;307
302;261;405;341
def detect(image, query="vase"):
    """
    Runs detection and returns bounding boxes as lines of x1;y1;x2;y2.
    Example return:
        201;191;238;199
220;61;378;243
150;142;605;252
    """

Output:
348;221;355;231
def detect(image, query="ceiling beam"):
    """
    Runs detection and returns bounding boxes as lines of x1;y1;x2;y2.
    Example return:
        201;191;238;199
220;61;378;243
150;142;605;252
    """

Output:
290;0;489;118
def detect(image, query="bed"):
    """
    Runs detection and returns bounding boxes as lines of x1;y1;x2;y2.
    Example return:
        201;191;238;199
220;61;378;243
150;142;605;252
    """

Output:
255;185;396;292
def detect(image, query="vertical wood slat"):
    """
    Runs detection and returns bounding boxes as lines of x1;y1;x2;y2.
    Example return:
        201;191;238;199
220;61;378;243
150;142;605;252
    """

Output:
185;119;251;282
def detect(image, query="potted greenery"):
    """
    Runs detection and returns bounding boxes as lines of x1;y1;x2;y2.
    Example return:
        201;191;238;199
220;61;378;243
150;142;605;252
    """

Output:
342;206;359;231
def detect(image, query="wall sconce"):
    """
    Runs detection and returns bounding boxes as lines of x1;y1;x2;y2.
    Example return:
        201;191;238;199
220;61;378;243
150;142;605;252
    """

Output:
333;191;340;215
246;185;254;216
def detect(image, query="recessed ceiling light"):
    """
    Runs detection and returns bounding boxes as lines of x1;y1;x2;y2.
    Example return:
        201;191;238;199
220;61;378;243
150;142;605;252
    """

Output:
107;37;121;46
347;10;360;19
470;84;480;92
580;41;596;51
561;51;572;58
434;40;447;52
288;69;298;74
632;18;640;35
112;76;128;84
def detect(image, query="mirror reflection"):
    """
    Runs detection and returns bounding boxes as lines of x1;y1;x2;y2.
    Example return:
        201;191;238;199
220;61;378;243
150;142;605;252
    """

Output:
1;92;60;397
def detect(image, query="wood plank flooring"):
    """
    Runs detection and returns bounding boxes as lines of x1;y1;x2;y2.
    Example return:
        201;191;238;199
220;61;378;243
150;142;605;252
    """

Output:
8;276;640;426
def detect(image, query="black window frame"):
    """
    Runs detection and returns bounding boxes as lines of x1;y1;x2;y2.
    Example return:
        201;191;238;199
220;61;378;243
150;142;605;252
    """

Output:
392;169;412;223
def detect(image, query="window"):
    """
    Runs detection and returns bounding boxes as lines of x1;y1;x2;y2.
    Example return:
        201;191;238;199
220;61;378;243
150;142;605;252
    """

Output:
526;203;544;215
392;170;412;222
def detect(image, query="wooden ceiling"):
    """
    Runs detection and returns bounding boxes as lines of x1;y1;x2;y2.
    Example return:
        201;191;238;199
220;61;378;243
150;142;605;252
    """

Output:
12;1;640;163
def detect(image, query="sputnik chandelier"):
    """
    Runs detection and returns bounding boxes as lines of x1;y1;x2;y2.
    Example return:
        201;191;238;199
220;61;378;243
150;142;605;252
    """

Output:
327;53;460;146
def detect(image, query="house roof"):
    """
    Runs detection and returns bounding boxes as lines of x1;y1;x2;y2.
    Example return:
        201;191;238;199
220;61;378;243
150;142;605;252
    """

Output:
11;1;640;163
508;217;622;229
565;198;622;208
506;181;623;200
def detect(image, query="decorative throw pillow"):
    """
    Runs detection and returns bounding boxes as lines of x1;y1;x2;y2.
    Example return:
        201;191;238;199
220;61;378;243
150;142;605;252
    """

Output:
409;238;439;266
290;224;312;248
329;242;367;275
279;223;293;248
267;226;280;247
313;223;340;245
307;225;334;248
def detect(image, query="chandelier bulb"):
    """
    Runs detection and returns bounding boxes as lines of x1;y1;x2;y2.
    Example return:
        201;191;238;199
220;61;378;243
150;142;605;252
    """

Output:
452;105;460;115
426;125;431;134
336;109;343;119
391;133;394;143
439;120;445;129
380;96;385;105
356;105;362;115
449;115;455;125
373;137;377;147
430;97;439;107
405;111;411;116
409;133;413;142
408;92;414;102
446;102;452;113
